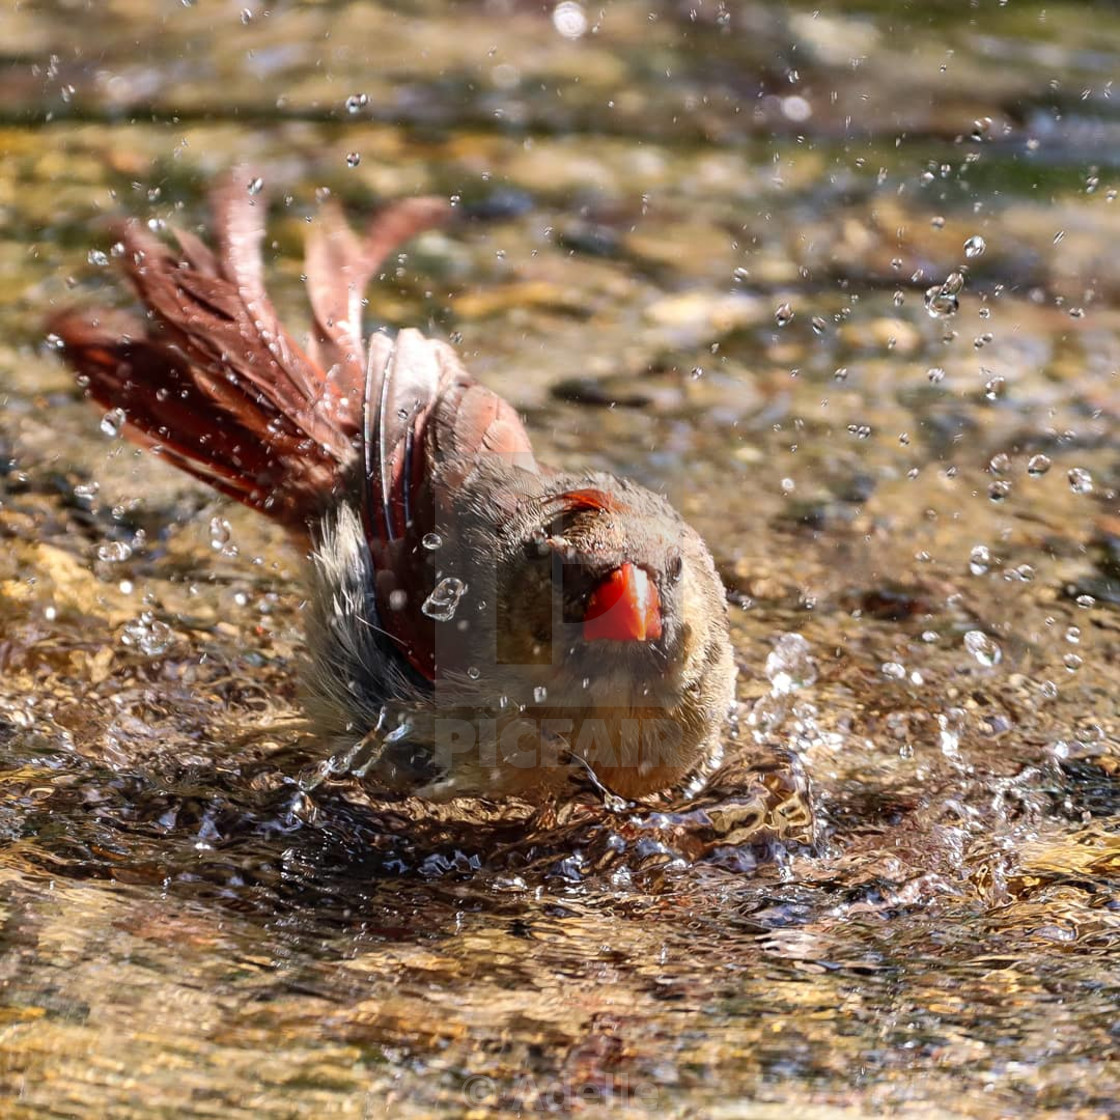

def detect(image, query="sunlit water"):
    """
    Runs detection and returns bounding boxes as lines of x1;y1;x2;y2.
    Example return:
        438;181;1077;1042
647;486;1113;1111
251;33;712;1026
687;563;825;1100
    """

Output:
1;2;1117;1115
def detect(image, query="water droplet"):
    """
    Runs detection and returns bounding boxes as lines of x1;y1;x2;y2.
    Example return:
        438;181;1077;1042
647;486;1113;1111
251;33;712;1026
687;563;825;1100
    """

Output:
100;408;126;437
121;612;174;656
988;453;1011;475
421;532;443;551
938;708;966;758
927;366;946;384
552;1;588;39
1026;454;1051;477
533;685;548;703
765;633;818;695
209;517;231;549
73;481;100;502
1067;468;1093;494
964;630;1001;667
924;285;959;319
1063;653;1082;673
87;249;110;267
781;95;812;122
988;480;1011;502
984;375;1006;401
970;117;992;142
421;577;467;621
345;92;368;113
847;423;872;439
1076;594;1095;609
833;367;849;382
963;235;986;258
810;315;828;335
207;516;238;557
969;545;991;575
881;661;906;680
247;177;264;196
345;152;361;168
97;541;132;563
1065;626;1081;644
466;666;481;680
774;302;794;327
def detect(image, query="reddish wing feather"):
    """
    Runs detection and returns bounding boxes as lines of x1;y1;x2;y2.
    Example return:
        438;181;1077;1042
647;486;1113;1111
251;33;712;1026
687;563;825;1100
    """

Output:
50;178;358;532
359;329;540;680
304;196;452;389
46;308;326;518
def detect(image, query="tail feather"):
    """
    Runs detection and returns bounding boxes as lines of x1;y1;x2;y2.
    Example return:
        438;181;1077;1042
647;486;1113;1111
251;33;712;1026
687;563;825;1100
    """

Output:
116;218;347;454
48;176;368;530
49;171;454;535
304;195;451;386
47;306;343;521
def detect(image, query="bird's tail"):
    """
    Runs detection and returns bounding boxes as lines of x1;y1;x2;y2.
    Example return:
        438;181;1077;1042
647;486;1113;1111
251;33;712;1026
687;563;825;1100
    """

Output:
47;171;449;533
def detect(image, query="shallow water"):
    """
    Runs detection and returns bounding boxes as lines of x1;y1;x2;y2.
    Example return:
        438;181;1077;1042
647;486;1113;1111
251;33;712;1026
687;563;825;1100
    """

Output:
1;1;1118;1116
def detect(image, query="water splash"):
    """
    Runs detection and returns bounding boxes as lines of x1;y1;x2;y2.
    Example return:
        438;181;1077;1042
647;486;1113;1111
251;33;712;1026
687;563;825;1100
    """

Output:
422;577;468;621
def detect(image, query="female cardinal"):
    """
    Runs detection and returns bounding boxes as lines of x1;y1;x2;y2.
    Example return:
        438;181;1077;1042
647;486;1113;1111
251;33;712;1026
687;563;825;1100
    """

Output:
48;171;736;802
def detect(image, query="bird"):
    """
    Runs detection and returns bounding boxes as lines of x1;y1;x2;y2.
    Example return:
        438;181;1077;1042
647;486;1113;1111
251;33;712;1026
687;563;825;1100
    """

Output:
47;170;736;803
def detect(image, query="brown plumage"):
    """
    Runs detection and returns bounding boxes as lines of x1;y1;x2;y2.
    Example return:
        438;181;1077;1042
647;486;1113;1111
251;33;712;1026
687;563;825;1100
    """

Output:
49;170;736;803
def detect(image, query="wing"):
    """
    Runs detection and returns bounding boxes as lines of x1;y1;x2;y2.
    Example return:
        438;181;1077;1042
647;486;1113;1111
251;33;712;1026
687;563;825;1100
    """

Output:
49;171;452;535
48;187;354;531
304;195;452;389
48;305;345;520
358;328;540;681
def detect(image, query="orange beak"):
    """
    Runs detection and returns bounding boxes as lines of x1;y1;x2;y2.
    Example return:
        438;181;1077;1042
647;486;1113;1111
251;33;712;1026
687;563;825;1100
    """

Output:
582;563;663;643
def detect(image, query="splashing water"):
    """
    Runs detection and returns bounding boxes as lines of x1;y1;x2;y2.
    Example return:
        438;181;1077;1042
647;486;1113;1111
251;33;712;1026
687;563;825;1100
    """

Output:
765;634;818;695
422;577;468;620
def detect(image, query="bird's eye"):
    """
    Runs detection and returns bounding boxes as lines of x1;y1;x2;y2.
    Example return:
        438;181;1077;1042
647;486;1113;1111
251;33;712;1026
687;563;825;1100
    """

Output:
668;553;684;582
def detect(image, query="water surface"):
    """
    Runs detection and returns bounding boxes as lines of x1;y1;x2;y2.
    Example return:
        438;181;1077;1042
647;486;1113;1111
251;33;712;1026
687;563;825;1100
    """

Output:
1;2;1118;1115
